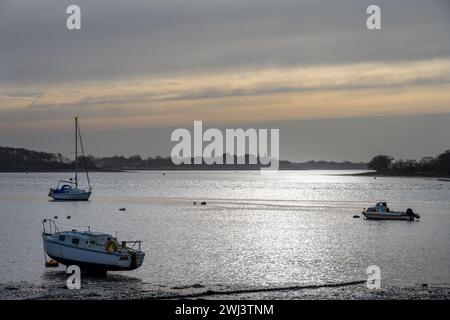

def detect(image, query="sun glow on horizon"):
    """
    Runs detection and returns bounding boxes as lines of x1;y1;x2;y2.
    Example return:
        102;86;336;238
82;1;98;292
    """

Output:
1;58;450;132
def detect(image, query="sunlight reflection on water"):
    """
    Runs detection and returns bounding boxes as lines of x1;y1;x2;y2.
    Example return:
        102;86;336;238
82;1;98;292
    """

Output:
0;170;449;294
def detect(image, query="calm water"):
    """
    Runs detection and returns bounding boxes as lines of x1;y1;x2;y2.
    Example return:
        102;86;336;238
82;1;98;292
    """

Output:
0;171;449;294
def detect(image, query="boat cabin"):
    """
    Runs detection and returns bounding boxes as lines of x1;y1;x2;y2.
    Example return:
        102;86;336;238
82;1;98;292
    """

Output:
375;202;390;212
364;202;391;213
55;231;115;250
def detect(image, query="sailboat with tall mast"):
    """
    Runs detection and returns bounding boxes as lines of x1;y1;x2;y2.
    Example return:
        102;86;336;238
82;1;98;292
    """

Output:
48;117;92;201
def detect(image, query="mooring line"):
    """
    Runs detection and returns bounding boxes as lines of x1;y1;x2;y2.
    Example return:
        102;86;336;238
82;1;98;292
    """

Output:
145;280;366;300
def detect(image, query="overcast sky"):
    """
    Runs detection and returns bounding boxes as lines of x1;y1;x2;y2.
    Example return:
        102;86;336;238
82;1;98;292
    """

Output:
1;0;450;161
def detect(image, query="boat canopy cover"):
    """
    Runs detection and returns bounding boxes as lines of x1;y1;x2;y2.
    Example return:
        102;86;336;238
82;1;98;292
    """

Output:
51;184;73;193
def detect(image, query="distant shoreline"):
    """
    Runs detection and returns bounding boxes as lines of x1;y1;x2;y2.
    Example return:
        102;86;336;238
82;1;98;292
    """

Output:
0;168;122;173
341;171;450;180
2;169;449;180
2;145;449;176
0;168;367;173
0;145;368;173
7;169;450;179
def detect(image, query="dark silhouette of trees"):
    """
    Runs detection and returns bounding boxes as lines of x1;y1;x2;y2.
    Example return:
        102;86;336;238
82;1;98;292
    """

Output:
436;150;450;175
368;150;450;176
368;155;393;172
0;146;96;171
391;159;417;174
418;157;435;172
2;144;449;175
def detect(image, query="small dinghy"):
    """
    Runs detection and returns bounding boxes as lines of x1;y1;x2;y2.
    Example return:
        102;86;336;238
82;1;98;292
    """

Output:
42;219;145;272
362;202;420;221
49;117;92;201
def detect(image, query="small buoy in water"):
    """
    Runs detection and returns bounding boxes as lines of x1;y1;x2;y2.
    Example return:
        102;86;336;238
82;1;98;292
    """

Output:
163;173;165;176
67;216;71;219
119;208;126;211
353;215;360;218
193;202;197;205
201;201;206;205
54;216;58;219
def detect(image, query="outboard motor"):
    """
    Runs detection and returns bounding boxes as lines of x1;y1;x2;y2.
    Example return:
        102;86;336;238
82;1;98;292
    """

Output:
406;208;420;221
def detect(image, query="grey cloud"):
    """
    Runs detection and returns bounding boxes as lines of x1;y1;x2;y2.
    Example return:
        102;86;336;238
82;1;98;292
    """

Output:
1;0;449;85
1;0;450;161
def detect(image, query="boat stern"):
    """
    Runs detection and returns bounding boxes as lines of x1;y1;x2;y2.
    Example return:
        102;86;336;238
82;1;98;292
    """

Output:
136;251;145;269
125;250;145;270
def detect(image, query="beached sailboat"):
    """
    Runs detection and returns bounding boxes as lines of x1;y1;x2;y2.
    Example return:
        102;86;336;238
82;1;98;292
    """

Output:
42;219;145;272
48;117;92;201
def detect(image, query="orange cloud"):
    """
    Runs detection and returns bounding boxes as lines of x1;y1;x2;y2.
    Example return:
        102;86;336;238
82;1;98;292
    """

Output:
1;58;450;131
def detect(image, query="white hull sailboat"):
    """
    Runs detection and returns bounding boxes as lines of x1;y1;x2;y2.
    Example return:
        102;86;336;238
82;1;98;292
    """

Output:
49;117;92;201
42;219;145;272
48;188;91;201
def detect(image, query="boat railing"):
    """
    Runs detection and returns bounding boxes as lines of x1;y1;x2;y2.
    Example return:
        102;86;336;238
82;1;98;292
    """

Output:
42;218;91;235
42;219;60;235
121;240;143;252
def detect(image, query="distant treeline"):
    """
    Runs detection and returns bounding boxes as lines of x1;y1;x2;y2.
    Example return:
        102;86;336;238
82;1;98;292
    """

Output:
0;146;74;171
95;154;367;170
3;145;449;175
0;145;367;171
368;151;450;177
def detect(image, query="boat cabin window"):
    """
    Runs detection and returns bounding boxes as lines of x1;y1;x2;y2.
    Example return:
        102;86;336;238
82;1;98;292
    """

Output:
72;238;80;245
90;240;96;245
59;235;65;242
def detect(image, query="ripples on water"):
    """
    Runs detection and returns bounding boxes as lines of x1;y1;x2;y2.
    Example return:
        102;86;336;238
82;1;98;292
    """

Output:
0;170;449;297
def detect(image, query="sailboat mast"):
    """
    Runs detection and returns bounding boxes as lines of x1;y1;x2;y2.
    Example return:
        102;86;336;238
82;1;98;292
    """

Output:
75;117;78;188
77;120;91;190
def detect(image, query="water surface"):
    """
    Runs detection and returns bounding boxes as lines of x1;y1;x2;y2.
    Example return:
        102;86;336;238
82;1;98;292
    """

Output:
0;170;449;297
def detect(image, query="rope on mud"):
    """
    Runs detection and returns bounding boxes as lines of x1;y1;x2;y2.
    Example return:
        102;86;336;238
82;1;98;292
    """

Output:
145;280;366;300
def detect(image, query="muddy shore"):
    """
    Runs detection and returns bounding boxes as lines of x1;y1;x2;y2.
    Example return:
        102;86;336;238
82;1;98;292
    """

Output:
1;280;449;300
